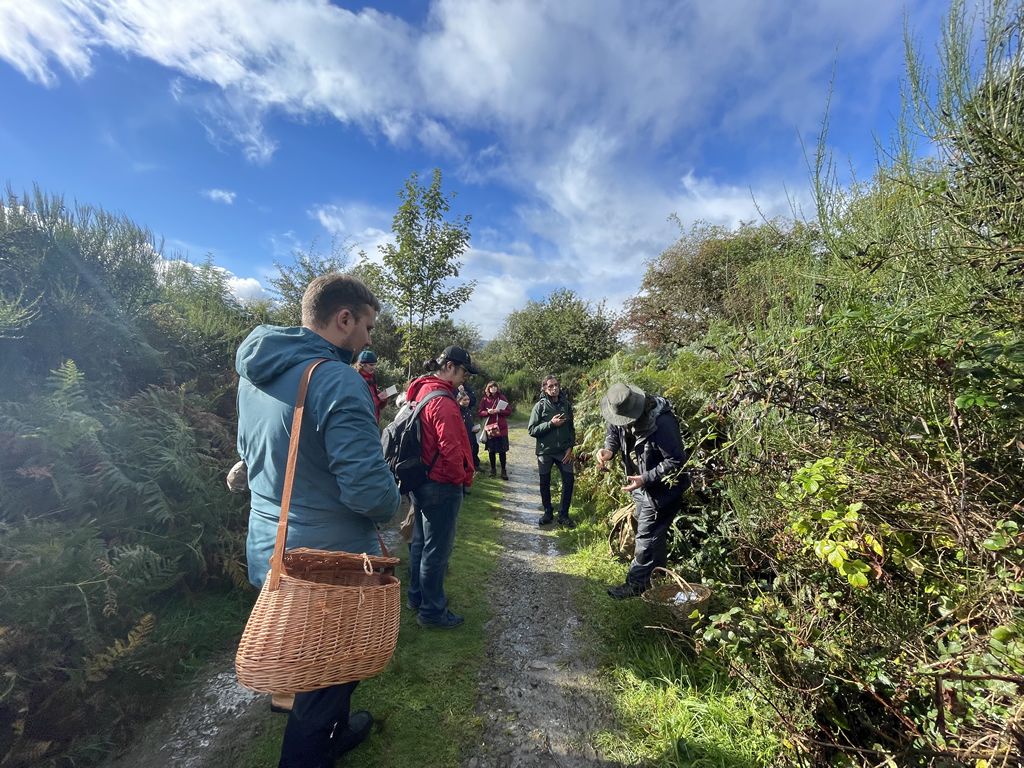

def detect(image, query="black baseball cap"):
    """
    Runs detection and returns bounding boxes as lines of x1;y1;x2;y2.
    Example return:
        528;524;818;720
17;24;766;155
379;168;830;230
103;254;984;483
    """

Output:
438;345;482;375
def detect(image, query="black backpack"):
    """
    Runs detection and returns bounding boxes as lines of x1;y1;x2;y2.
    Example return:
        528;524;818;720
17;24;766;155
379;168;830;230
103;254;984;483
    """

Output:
380;389;455;494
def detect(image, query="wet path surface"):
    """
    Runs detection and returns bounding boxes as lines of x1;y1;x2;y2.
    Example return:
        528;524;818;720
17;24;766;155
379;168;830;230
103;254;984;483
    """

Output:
466;426;619;768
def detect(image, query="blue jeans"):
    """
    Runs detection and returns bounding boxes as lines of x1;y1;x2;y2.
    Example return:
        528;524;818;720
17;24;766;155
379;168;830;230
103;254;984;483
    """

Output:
278;681;357;767
537;454;575;517
408;481;463;622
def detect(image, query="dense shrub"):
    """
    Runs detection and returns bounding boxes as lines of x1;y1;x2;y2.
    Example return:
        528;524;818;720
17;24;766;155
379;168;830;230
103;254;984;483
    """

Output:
0;192;253;767
572;4;1024;763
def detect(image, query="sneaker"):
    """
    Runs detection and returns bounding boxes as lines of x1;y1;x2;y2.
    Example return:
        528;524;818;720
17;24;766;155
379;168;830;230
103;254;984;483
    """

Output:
538;512;555;527
331;710;373;757
417;610;464;629
557;515;576;529
607;581;647;600
500;470;509;481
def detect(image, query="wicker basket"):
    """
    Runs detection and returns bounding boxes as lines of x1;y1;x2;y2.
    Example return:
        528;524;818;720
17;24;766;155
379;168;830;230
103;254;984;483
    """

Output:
235;359;402;694
642;567;711;622
607;503;637;561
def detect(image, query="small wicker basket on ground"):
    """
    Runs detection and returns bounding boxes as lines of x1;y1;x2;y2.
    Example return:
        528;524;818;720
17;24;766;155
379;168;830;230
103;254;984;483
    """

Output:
642;567;711;623
607;503;637;561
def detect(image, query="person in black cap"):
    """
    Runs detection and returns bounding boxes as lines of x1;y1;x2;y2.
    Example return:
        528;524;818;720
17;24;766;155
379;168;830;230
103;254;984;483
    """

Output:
402;345;482;628
596;382;689;599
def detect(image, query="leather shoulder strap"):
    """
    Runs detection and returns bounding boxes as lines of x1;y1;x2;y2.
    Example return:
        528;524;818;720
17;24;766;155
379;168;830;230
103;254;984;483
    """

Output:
267;358;328;591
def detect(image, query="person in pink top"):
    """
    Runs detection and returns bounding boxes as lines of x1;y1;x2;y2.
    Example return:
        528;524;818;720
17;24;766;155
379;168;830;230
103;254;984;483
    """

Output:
478;380;512;480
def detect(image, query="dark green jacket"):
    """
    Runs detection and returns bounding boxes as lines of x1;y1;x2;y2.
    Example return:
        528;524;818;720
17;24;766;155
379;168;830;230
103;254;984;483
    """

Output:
527;394;576;456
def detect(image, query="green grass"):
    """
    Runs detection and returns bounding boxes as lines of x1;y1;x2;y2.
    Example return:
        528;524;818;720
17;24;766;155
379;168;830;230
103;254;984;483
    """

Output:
554;516;785;768
239;477;506;768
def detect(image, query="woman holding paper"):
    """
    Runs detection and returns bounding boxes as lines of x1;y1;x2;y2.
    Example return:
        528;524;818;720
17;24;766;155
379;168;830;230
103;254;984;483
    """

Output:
355;350;396;424
478;381;512;479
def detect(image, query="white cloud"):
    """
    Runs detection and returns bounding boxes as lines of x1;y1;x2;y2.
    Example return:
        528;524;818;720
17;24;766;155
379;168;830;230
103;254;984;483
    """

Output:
308;202;393;261
201;188;236;204
227;275;270;302
1;0;918;316
0;2;96;86
2;1;912;161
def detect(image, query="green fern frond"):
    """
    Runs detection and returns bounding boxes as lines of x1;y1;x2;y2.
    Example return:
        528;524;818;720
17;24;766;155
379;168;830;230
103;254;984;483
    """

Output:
110;545;180;587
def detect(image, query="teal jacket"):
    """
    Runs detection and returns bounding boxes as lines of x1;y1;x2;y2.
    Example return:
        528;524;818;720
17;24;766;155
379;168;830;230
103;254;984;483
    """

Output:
527;394;576;456
236;325;400;588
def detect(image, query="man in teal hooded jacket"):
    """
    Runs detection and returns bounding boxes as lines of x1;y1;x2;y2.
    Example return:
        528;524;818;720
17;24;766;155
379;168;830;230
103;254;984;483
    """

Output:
236;273;399;768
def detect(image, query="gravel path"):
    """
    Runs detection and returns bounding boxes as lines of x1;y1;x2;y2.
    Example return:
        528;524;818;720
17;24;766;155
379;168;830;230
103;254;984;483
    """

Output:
465;425;620;768
104;425;621;768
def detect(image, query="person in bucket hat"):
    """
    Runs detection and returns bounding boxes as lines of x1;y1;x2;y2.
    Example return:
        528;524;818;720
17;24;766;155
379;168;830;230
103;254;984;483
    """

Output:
597;382;690;599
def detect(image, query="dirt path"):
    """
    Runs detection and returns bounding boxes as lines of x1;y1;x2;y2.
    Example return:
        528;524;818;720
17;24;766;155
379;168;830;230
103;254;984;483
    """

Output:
466;425;620;768
105;426;619;768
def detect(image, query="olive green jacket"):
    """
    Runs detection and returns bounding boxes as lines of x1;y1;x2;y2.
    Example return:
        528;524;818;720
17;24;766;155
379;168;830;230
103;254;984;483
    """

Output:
527;394;576;456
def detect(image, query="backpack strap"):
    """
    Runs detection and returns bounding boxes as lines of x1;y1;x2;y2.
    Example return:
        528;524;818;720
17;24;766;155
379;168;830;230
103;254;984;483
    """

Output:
410;389;455;473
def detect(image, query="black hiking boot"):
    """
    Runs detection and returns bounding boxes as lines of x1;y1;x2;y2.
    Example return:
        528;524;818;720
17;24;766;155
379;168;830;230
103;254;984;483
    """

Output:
538;512;555;527
607;581;647;600
557;515;576;529
331;710;373;758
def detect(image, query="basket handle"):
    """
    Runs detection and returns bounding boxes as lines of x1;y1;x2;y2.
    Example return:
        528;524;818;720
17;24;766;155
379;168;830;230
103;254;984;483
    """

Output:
267;358;328;591
653;566;688;591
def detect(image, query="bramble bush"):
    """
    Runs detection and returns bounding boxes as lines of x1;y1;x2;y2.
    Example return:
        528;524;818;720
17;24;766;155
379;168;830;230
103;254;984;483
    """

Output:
572;2;1023;763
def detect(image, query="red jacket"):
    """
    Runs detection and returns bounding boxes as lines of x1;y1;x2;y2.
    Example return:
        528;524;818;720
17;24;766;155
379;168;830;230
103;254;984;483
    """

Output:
358;368;386;424
405;375;474;487
478;392;511;437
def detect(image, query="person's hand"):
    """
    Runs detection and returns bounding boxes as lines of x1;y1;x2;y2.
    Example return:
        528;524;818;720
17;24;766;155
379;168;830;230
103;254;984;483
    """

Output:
596;448;613;470
622;475;645;492
489;407;498;415
562;447;575;464
551;413;566;426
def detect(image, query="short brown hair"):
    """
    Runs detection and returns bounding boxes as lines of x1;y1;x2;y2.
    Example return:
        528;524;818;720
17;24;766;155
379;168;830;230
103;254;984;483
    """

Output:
301;273;380;328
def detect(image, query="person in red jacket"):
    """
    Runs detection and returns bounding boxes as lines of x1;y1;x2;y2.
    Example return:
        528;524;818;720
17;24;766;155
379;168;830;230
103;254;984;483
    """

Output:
478;381;512;480
355;349;387;423
403;345;479;629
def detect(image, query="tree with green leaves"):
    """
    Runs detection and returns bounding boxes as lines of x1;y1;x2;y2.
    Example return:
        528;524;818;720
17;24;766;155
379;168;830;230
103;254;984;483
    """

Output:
362;169;474;375
268;237;354;325
495;289;618;385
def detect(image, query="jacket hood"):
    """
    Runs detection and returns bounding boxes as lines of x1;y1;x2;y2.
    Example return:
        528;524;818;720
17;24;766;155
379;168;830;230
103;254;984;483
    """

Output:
406;374;455;402
236;325;352;385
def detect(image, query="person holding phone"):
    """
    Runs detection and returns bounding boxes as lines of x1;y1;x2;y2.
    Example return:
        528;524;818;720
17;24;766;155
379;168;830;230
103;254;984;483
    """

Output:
527;375;576;528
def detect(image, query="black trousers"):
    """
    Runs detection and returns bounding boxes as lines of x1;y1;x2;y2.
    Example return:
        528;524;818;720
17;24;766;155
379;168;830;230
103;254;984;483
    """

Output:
278;681;358;768
466;423;481;468
537;454;575;517
627;490;681;587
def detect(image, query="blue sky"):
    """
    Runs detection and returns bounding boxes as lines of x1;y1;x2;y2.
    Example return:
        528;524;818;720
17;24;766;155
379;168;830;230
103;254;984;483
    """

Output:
0;0;943;337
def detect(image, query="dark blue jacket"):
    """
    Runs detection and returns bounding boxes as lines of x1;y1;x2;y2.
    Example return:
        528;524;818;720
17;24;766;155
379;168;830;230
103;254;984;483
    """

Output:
604;398;689;510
